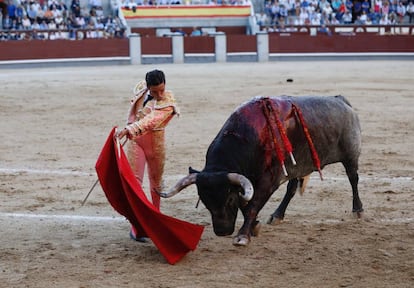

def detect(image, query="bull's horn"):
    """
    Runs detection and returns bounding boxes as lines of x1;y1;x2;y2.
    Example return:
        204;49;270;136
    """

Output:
158;173;197;198
227;173;254;202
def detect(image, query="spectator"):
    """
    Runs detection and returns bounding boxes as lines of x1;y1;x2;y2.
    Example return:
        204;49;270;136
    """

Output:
44;5;55;22
51;6;62;19
407;1;414;23
331;13;341;24
396;1;406;23
22;15;32;29
31;0;41;14
48;19;57;29
379;13;389;24
256;11;269;27
354;14;364;24
331;0;342;12
301;0;310;9
388;11;398;23
190;26;203;36
361;0;371;14
285;0;296;16
279;4;288;19
345;0;353;13
15;4;25;20
389;0;398;14
3;14;12;29
36;5;45;24
299;7;310;25
335;0;346;21
110;0;119;17
382;0;390;16
322;2;333;16
55;12;64;26
317;23;332;35
55;0;68;13
365;14;373;24
75;15;86;29
104;15;116;37
89;0;103;10
318;0;328;11
32;19;40;30
310;9;321;25
11;18;21;30
71;0;81;17
56;22;69;39
276;16;287;32
86;18;98;38
7;0;16;20
374;0;382;13
359;10;368;23
342;10;353;24
270;1;280;26
353;0;363;21
114;15;126;38
26;4;37;22
126;0;137;11
39;19;48;30
368;7;381;24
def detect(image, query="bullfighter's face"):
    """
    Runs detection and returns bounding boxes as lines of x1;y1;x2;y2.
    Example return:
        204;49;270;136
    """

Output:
148;83;165;101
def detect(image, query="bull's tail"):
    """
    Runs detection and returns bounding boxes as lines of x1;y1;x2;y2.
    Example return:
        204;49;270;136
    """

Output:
298;175;310;195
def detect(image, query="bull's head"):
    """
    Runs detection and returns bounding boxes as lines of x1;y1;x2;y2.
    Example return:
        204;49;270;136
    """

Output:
159;167;254;236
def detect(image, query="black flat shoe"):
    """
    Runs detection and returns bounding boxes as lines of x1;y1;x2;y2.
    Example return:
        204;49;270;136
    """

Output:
129;230;148;243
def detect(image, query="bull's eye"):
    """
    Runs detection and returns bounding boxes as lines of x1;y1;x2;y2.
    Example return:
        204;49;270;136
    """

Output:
226;189;238;207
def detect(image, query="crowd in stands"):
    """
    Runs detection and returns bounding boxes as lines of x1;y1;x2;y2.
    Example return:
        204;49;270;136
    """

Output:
119;0;251;6
256;0;414;32
1;0;413;40
0;0;126;40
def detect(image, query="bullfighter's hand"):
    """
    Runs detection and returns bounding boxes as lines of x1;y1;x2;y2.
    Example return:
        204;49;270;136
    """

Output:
115;127;129;140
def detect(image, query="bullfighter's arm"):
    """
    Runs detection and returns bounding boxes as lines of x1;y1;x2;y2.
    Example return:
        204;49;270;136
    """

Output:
126;106;175;137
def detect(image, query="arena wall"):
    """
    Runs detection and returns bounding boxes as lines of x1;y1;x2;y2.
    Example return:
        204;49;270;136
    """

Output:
1;32;413;61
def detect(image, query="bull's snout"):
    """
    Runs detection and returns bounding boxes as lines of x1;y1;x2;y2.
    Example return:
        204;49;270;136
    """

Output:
212;219;235;236
214;228;234;236
213;226;234;236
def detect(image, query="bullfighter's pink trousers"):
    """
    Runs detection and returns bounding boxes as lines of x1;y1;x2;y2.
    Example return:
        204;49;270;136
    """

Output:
126;130;165;211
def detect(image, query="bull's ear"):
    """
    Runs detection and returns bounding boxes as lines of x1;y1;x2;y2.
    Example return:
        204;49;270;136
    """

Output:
189;166;200;174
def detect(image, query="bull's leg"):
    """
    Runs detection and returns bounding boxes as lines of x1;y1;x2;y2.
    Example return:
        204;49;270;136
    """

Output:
232;208;259;246
233;191;272;246
267;179;299;225
343;161;363;218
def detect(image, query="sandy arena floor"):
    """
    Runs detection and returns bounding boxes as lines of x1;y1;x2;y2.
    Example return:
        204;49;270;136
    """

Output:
0;61;413;288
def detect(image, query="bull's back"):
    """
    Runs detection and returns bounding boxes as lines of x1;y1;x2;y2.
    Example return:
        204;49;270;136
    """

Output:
285;95;362;168
238;95;361;173
208;95;361;179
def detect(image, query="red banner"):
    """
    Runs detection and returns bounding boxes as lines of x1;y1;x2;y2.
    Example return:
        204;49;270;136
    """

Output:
95;127;204;264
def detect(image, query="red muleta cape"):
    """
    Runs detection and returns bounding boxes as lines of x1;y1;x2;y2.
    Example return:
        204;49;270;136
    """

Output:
95;127;204;264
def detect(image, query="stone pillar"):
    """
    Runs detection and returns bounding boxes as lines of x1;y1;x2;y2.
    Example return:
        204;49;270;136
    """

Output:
257;32;269;63
129;33;141;65
213;32;226;63
172;35;184;64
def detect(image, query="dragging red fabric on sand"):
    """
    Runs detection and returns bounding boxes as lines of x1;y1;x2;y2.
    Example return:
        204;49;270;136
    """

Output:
95;127;204;264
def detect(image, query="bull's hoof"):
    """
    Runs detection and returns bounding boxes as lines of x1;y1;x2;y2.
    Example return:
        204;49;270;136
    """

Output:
267;215;283;225
251;221;261;237
232;235;250;246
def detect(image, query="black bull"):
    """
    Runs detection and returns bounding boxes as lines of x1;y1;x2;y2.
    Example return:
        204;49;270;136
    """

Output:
159;95;363;246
